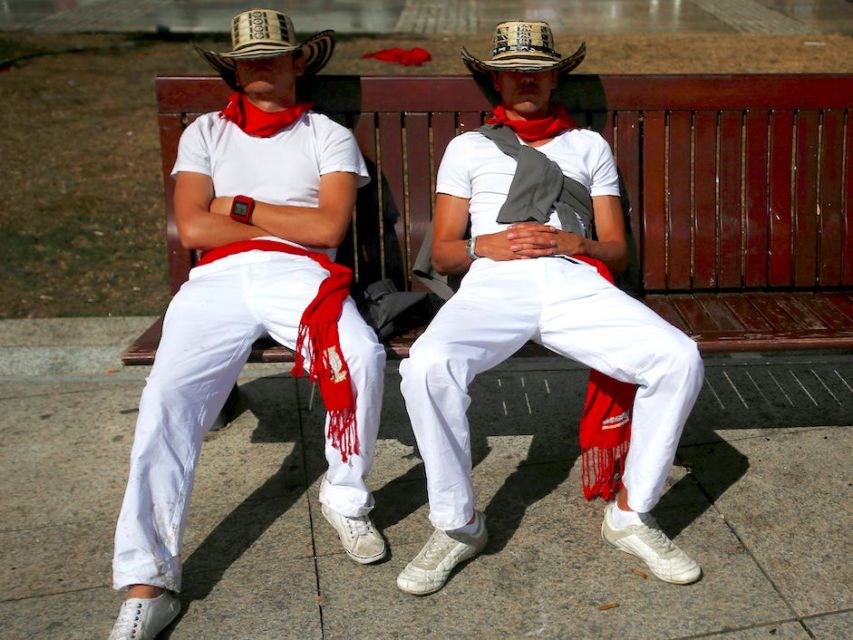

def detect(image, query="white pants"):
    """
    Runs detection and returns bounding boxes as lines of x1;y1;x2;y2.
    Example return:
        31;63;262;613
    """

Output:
399;257;703;530
113;251;386;591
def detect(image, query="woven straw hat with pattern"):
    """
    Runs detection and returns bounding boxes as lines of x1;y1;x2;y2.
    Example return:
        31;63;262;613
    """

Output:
461;21;585;75
195;8;335;84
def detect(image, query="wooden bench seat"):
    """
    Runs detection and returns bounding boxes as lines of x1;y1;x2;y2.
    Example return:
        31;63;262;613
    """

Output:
122;73;853;366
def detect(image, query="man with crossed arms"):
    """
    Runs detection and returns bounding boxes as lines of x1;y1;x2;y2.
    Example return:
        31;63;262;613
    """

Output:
108;10;386;639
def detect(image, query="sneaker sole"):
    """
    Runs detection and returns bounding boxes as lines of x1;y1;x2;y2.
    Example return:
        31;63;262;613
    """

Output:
601;523;701;585
322;509;387;565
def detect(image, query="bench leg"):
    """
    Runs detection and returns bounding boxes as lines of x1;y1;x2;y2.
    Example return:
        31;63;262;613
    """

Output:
210;383;241;432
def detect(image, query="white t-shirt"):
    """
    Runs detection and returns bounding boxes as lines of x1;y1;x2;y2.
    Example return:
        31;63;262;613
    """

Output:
172;110;370;254
435;129;620;238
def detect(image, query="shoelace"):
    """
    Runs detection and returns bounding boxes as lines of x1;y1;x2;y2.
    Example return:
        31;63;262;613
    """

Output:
345;515;375;537
420;531;457;562
112;601;143;638
636;514;675;554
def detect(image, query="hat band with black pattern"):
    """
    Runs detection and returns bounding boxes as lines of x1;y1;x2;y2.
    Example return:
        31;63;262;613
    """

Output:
494;43;561;56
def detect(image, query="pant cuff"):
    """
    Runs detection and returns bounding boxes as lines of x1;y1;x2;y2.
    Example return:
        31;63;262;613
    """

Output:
113;556;182;592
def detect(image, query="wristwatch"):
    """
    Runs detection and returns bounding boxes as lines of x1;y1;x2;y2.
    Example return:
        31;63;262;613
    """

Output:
465;236;481;261
229;195;255;224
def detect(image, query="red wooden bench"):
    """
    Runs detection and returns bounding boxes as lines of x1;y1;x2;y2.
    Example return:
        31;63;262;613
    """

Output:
122;73;853;366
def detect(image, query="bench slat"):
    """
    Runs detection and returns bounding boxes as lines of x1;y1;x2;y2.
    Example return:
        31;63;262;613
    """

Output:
794;110;820;287
121;318;164;365
768;111;795;287
776;293;834;331
697;296;745;332
404;112;432;290
718;111;743;289
718;294;772;332
825;291;853;321
457;111;483;134
158;113;192;295
747;293;807;333
845;119;853;286
744;110;770;288
667;111;692;290
671;296;720;333
819;109;846;286
351;112;382;285
431;113;456;180
614;111;642;273
155;75;853;114
693;111;717;289
642;110;667;290
643;297;688;332
378;113;408;286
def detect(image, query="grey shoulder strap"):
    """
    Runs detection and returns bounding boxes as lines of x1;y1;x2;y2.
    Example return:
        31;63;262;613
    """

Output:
477;124;593;237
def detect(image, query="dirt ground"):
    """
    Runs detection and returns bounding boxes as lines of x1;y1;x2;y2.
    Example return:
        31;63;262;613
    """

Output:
1;31;851;318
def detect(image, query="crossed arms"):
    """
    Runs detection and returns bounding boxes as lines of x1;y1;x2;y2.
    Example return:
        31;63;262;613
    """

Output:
174;170;359;251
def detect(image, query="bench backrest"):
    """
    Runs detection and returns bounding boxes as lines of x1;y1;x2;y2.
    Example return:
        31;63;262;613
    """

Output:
156;74;852;296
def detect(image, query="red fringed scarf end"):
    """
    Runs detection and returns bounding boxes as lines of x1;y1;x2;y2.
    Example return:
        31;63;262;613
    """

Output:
579;369;637;501
293;317;359;463
581;439;631;501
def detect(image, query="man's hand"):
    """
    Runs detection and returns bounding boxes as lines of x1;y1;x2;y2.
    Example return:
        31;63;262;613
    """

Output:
506;223;586;259
473;223;554;260
475;223;586;260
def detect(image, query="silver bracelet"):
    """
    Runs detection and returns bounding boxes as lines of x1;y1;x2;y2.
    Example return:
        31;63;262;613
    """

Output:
465;236;480;260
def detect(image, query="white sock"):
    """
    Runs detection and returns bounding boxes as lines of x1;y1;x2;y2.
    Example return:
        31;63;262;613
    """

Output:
449;512;480;536
609;504;643;529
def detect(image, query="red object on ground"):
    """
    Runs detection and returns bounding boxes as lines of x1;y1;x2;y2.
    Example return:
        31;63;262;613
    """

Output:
362;47;432;66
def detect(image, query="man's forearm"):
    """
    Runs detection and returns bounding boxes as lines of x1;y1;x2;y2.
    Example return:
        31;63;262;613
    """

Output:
250;202;349;249
177;206;266;250
579;237;628;274
432;238;474;275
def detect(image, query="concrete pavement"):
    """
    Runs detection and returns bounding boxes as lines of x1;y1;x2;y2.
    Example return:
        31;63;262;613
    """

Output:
0;317;851;638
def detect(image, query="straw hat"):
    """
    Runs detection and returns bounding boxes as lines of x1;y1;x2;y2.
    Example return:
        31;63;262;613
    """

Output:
461;21;585;75
195;8;335;84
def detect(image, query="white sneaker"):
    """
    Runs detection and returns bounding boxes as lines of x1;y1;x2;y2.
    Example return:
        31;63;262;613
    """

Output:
397;512;488;595
108;591;180;640
601;503;701;584
321;504;387;564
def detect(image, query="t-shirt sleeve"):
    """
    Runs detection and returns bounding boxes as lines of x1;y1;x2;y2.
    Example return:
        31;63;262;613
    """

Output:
318;119;371;188
435;135;472;199
170;118;211;179
589;135;621;198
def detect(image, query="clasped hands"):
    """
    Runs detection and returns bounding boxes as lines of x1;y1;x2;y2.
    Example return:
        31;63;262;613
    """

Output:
475;222;586;261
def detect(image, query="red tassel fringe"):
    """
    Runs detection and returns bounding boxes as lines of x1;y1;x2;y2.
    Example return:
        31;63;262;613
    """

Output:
581;440;630;501
293;320;359;463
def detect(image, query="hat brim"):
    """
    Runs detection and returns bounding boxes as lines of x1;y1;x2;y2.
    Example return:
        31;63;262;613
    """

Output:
196;29;336;83
461;41;586;76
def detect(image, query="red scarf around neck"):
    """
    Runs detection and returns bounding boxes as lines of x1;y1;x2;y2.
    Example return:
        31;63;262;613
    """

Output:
197;239;359;462
487;103;578;142
220;92;313;138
